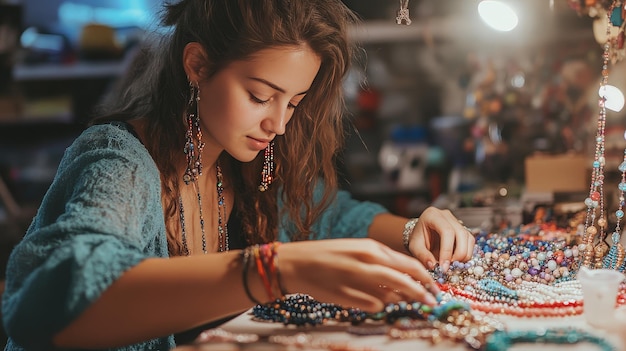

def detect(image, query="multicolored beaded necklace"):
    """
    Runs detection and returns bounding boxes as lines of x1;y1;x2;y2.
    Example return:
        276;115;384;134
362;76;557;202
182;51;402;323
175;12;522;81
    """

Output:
179;163;228;254
580;0;625;271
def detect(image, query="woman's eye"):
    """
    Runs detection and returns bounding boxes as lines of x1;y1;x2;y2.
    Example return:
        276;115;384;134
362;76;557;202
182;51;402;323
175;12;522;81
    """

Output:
287;102;297;109
249;93;270;105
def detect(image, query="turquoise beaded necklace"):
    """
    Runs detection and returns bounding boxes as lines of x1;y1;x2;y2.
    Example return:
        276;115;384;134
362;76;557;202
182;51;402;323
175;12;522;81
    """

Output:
486;327;615;351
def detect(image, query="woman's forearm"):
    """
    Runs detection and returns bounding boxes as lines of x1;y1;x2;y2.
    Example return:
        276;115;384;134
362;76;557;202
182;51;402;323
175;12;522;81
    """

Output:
367;212;411;254
53;251;264;349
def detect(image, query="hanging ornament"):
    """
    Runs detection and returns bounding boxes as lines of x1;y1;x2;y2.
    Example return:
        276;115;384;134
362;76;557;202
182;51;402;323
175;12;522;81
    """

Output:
396;0;411;25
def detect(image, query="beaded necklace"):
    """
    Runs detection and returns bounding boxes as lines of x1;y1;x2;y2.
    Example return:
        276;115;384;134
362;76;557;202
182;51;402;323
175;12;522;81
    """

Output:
252;293;504;350
581;0;620;270
179;162;228;255
603;150;626;270
485;327;616;351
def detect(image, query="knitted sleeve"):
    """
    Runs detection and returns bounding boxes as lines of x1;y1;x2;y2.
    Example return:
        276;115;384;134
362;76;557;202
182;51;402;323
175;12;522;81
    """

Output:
1;124;170;350
278;182;389;241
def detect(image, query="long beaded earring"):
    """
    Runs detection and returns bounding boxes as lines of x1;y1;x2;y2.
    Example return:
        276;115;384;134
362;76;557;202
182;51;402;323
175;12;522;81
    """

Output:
180;81;208;255
183;81;205;184
396;0;411;25
259;140;274;192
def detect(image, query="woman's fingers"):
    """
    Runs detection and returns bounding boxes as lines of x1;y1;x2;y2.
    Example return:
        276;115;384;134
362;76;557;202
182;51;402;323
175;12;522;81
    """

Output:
335;286;384;312
362;244;439;305
419;207;476;268
342;265;437;310
278;239;440;311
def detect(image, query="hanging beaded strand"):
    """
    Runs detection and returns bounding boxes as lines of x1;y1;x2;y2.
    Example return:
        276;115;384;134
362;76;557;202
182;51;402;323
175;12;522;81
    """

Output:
181;82;207;255
259;141;274;192
604;149;626;270
216;163;229;252
581;2;616;269
183;82;205;184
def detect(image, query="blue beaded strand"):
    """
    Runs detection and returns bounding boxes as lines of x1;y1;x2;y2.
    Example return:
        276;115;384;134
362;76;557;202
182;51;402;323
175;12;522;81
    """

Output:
486;327;615;351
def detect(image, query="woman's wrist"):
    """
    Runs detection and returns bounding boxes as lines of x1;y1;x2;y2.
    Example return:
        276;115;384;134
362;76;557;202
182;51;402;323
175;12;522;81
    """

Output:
402;217;419;253
241;242;286;305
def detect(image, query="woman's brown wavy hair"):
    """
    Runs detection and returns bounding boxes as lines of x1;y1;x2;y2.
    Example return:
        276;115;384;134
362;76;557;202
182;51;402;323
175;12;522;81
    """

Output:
94;0;359;255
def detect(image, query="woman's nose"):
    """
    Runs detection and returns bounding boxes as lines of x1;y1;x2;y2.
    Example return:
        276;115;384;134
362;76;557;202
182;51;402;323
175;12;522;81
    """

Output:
264;107;290;135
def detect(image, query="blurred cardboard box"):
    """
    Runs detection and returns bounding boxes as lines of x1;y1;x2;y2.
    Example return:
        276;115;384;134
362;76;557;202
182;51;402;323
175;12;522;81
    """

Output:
524;154;590;193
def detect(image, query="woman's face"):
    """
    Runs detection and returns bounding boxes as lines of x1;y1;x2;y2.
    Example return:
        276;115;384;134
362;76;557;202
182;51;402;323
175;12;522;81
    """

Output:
198;44;322;163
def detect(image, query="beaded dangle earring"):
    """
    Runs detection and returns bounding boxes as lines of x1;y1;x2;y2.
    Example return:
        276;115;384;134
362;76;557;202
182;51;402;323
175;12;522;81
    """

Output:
259;140;274;192
183;81;205;184
396;0;411;25
180;81;208;255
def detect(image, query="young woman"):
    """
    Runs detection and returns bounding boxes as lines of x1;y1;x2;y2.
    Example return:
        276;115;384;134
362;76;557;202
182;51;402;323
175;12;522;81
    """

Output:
2;0;474;349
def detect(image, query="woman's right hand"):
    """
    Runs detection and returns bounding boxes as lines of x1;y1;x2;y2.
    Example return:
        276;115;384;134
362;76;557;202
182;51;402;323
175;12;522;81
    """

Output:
276;238;439;312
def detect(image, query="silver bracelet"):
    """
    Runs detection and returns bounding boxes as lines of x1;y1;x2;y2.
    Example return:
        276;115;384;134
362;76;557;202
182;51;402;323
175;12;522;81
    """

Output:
402;217;419;252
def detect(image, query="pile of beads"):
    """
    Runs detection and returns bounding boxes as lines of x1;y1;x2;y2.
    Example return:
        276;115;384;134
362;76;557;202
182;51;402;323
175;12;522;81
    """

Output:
439;231;579;287
388;300;505;350
430;230;604;317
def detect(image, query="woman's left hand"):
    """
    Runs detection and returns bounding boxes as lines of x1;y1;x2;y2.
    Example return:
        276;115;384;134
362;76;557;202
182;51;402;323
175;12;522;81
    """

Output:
407;207;475;273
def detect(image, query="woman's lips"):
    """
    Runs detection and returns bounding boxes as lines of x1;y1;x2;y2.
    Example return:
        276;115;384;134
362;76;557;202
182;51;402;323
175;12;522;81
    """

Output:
247;136;270;151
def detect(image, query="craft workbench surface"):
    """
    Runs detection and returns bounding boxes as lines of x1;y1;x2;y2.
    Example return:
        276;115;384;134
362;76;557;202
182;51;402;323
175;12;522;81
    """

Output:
173;309;626;351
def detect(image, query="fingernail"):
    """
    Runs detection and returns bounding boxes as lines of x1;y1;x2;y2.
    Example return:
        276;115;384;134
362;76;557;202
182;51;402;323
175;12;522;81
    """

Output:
427;261;435;270
441;260;450;273
424;283;441;297
424;293;437;306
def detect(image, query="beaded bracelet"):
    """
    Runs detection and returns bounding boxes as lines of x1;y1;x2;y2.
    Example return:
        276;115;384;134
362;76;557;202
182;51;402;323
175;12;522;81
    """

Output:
242;243;286;304
259;242;286;298
253;245;274;300
241;246;263;305
402;217;419;252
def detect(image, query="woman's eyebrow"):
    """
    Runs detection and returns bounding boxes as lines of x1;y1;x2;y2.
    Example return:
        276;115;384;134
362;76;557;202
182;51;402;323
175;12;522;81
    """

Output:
248;77;308;96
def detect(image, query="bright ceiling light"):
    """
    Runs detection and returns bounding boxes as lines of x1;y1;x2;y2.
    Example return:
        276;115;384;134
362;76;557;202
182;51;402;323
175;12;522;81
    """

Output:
478;1;518;32
599;85;625;112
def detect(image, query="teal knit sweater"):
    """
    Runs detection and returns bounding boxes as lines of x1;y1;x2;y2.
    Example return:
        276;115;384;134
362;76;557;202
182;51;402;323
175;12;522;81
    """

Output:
2;123;387;350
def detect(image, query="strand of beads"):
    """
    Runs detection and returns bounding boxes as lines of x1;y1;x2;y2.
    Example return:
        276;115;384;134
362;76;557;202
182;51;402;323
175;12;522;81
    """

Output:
252;293;458;326
252;294;504;350
603;149;626;271
514;280;582;304
440;283;583;317
252;293;367;326
581;0;618;269
485;327;616;351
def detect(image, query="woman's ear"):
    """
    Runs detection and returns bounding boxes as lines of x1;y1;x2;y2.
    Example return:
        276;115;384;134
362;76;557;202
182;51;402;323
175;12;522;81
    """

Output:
183;42;209;82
